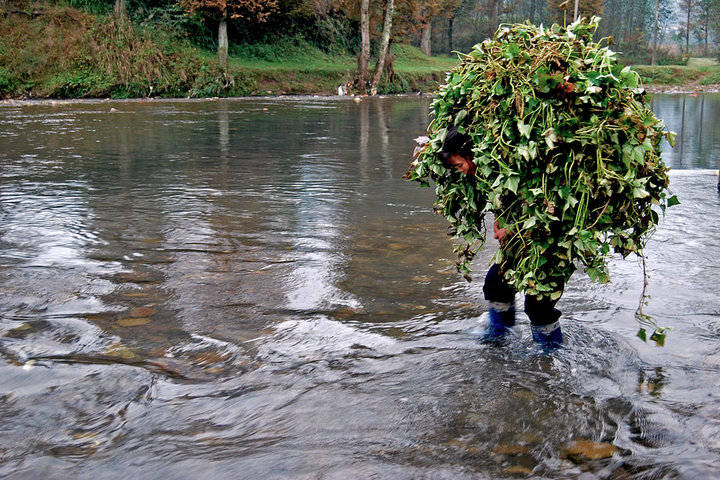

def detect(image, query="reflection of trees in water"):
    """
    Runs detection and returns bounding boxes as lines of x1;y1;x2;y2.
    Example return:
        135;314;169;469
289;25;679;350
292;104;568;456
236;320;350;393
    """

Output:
0;97;446;358
270;97;441;317
336;97;467;321
651;93;720;169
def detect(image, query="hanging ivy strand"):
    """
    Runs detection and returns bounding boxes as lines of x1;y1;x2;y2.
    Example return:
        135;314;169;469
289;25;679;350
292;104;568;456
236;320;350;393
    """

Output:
406;17;678;342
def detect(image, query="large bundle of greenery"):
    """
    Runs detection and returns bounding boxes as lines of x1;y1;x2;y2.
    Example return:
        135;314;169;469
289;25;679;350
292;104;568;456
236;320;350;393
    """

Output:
406;17;677;342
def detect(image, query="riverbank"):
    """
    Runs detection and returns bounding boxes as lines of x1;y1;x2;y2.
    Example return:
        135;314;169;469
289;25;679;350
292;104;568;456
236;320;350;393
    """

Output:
2;81;718;105
1;4;719;100
636;58;720;94
0;4;454;100
646;83;720;93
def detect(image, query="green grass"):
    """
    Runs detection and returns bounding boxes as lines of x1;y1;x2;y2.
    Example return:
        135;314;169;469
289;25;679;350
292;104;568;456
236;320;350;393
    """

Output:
633;65;706;86
227;43;456;95
699;67;720;85
392;44;458;72
686;57;719;68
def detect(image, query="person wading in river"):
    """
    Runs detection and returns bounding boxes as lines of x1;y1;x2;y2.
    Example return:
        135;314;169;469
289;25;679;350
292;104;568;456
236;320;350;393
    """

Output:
440;126;565;349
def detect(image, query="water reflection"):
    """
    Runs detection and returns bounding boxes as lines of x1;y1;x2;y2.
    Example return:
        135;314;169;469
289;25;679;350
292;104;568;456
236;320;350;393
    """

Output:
1;95;720;478
651;93;720;169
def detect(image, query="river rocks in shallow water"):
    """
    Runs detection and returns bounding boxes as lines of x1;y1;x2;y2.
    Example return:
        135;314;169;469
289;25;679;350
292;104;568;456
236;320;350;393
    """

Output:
502;465;534;476
334;306;364;320
10;323;32;332
49;443;98;456
129;307;156;317
191;351;231;366
492;443;533;455
72;431;101;441
116;317;152;327
562;440;618;462
6;323;33;338
104;343;138;360
115;307;156;326
122;292;149;298
116;271;163;284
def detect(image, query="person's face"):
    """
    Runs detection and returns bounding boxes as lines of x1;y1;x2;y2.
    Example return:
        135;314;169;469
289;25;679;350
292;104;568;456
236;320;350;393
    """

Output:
446;153;476;175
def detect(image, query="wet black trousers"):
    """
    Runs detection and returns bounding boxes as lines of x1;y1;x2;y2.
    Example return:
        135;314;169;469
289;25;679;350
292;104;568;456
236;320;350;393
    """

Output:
482;263;562;327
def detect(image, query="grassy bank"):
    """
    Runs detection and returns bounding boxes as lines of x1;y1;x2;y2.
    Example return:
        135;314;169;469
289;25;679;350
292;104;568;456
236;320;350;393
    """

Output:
1;4;718;100
0;4;455;99
634;57;720;90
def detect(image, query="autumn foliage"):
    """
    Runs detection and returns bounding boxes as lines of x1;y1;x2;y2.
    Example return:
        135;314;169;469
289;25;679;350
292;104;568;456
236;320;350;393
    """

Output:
179;0;277;21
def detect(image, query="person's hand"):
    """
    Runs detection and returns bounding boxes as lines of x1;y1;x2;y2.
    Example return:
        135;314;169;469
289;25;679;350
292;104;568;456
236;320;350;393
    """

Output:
493;219;510;244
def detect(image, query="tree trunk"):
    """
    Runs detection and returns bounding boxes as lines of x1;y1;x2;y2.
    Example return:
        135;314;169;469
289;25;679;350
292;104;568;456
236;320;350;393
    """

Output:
685;5;691;56
357;0;370;91
371;0;394;93
218;11;229;72
651;0;659;65
114;0;127;19
420;22;431;56
384;38;394;80
489;0;498;33
448;16;454;53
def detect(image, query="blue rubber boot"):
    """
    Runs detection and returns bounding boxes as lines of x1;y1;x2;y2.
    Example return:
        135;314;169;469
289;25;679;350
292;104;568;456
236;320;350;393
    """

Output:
531;321;563;350
483;301;515;342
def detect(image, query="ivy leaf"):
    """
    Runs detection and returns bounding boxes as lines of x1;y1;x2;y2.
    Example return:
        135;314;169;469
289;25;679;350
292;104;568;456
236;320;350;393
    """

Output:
522;216;536;229
650;330;666;347
504;43;520;59
666;195;680;207
633;187;650;198
517;120;531;139
543;127;557;149
505;175;520;194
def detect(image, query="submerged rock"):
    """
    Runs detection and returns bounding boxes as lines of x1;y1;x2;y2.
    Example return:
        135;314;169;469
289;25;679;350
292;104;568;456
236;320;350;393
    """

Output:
492;443;533;455
502;465;534;476
117;317;152;327
129;307;156;317
562;439;618;462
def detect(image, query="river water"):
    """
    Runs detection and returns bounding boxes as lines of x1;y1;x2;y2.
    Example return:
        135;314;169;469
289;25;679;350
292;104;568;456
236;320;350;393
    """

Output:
0;94;719;479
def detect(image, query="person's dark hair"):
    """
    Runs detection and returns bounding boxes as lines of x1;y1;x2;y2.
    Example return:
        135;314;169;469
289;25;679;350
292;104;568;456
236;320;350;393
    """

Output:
441;126;473;160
